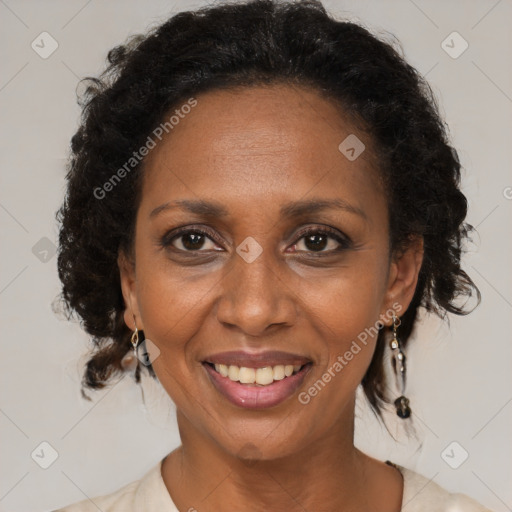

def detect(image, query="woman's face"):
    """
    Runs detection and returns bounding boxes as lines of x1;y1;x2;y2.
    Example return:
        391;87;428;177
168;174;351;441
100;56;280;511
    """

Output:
120;84;421;460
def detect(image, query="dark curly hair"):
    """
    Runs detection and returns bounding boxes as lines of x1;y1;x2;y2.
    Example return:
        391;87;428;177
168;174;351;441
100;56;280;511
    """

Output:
56;0;479;417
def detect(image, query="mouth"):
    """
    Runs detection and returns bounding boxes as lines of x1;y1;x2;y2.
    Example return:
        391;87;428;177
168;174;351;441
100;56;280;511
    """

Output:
201;352;313;409
203;361;310;386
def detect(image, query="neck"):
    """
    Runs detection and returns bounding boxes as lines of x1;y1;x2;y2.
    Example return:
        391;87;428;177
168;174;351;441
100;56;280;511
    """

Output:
161;398;383;511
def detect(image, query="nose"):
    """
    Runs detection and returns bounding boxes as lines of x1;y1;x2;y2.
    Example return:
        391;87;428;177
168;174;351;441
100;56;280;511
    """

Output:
215;245;297;337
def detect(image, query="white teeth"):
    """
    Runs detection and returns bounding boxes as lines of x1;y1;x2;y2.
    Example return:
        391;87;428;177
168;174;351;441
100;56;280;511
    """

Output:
272;365;285;380
239;367;256;384
212;362;306;386
228;365;239;381
255;367;274;385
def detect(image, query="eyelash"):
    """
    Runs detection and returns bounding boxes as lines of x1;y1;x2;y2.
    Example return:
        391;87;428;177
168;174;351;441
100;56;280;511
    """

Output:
160;225;352;255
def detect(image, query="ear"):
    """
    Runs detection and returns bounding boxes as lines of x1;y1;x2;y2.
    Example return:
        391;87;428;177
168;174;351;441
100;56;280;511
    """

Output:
118;249;143;330
381;236;424;323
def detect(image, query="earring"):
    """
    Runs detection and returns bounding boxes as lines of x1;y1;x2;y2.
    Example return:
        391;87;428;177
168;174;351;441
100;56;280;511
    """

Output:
121;316;141;372
131;320;140;356
390;312;411;419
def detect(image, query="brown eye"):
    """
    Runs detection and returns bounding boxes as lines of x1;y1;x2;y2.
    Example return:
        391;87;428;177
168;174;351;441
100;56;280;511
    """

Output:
176;231;211;251
291;227;351;254
162;227;222;252
298;232;330;251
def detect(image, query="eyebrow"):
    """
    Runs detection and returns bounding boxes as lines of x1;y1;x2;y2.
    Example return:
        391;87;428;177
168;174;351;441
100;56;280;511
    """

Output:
149;197;366;220
279;198;367;220
150;199;229;219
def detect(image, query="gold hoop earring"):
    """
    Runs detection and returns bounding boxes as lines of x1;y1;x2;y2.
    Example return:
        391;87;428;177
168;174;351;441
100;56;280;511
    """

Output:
131;323;140;356
121;315;140;372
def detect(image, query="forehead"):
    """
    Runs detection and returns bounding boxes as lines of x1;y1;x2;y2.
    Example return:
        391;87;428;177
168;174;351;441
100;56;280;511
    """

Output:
139;84;384;219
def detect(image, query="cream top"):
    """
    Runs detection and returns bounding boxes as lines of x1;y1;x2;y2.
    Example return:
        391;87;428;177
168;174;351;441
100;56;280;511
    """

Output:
55;459;493;511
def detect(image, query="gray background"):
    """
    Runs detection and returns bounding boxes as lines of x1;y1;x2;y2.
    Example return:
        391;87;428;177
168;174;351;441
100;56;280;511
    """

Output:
1;0;511;510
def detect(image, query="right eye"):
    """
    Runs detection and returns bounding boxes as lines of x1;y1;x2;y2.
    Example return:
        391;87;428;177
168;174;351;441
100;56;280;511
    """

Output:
161;227;223;252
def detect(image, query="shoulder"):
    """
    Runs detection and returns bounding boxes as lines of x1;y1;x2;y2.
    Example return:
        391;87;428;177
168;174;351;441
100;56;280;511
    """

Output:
53;460;178;512
389;462;493;512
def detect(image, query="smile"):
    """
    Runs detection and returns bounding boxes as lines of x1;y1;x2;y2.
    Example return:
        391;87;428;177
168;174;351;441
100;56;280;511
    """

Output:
202;352;313;409
208;362;305;385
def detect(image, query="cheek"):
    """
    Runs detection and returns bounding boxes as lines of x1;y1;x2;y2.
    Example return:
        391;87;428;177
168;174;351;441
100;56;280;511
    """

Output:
135;267;206;412
136;267;207;355
303;252;388;337
301;256;388;391
133;249;223;391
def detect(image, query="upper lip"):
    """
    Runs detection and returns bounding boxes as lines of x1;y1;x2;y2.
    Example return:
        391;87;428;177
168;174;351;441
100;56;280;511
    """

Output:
203;350;312;368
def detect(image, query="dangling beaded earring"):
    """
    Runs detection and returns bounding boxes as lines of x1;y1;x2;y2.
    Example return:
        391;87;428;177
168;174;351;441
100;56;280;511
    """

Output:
390;312;411;419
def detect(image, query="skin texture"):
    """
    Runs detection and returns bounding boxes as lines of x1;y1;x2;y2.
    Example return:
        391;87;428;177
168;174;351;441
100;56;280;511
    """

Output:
119;84;423;511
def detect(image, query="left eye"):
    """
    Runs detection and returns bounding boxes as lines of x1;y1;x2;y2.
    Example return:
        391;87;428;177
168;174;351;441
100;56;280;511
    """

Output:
291;229;347;253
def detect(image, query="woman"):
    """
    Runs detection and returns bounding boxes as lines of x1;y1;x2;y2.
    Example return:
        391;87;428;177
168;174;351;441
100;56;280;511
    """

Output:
55;0;490;510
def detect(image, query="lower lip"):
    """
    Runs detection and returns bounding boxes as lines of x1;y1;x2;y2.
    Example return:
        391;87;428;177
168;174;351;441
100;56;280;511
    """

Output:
203;363;312;410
